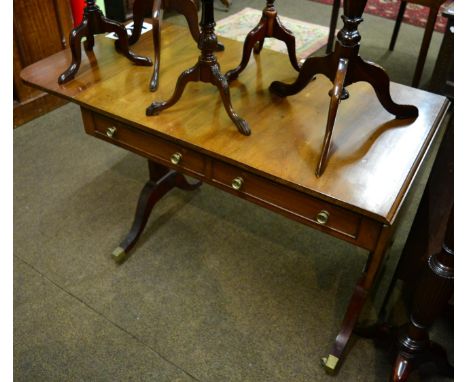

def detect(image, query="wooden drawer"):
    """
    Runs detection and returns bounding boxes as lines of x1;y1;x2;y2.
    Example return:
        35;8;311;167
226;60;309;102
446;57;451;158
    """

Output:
211;161;362;239
88;112;206;177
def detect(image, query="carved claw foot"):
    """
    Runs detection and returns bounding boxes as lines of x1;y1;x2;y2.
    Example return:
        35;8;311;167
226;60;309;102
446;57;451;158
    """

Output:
146;102;166;116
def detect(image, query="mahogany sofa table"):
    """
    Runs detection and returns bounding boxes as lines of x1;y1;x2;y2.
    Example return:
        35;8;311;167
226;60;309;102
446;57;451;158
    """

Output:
20;23;450;374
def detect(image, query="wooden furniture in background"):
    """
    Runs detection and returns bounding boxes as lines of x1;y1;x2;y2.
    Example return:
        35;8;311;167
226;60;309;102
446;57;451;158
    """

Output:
429;2;453;97
20;23;450;375
146;0;250;136
13;0;74;127
325;0;449;88
392;208;453;381
326;0;341;54
389;0;447;88
58;0;152;84
225;0;300;82
270;0;419;177
357;106;453;380
357;207;453;381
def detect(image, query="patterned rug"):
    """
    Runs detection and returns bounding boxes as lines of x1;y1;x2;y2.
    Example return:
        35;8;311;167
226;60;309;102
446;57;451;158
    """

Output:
216;8;330;59
311;0;452;33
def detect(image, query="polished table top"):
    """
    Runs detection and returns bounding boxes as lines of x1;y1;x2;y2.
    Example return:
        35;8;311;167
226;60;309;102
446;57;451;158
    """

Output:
21;23;449;225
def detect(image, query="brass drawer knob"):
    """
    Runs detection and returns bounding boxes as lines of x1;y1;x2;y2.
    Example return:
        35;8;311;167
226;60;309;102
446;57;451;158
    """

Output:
106;126;117;138
231;176;244;191
170;152;182;165
316;210;330;225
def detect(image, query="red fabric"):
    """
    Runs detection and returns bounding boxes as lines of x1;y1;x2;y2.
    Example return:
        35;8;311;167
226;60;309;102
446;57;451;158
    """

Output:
311;0;452;33
70;0;86;27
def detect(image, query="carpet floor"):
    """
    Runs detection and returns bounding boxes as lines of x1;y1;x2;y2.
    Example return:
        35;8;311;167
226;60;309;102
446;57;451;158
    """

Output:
14;0;453;381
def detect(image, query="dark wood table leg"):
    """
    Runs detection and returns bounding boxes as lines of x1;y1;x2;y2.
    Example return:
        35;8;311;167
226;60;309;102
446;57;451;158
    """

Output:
146;0;250;136
225;0;300;82
270;0;418;176
112;160;201;263
411;4;440;87
58;0;152;84
389;1;407;51
128;0;154;45
326;0;341;54
321;225;393;373
429;4;454;95
149;0;163;91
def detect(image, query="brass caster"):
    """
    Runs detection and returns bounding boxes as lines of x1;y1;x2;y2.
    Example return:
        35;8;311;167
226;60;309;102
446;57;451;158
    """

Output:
112;246;127;263
321;354;339;374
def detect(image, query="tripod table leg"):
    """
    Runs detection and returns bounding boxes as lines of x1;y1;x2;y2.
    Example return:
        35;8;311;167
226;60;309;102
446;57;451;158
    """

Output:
58;21;89;84
350;57;418;119
225;23;266;82
105;17;153;66
146;65;199;115
273;17;301;71
128;0;154;45
269;54;333;97
210;64;251;135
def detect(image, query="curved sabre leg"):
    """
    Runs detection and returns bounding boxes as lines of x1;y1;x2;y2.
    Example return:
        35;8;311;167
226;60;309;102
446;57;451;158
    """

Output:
175;173;202;190
112;163;201;263
322;226;393;374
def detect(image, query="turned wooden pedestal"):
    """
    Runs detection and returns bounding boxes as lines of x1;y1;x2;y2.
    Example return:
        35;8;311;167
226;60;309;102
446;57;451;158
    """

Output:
225;0;300;82
145;0;250;135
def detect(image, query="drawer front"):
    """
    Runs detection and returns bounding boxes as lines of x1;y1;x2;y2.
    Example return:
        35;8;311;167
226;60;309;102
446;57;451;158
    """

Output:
91;113;206;177
81;108;377;248
211;161;362;239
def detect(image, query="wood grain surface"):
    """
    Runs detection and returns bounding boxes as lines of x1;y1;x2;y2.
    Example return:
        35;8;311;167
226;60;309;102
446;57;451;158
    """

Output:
21;23;450;224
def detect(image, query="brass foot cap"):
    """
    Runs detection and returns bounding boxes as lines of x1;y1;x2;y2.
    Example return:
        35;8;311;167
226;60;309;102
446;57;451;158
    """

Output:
321;354;339;373
112;246;127;263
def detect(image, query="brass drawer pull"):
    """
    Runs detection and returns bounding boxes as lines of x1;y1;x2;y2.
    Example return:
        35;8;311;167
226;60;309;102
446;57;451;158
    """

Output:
316;210;330;225
231;176;244;190
170;152;182;165
106;126;117;138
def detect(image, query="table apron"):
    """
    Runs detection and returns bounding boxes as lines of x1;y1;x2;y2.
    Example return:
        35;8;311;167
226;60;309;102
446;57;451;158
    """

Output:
81;107;383;252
